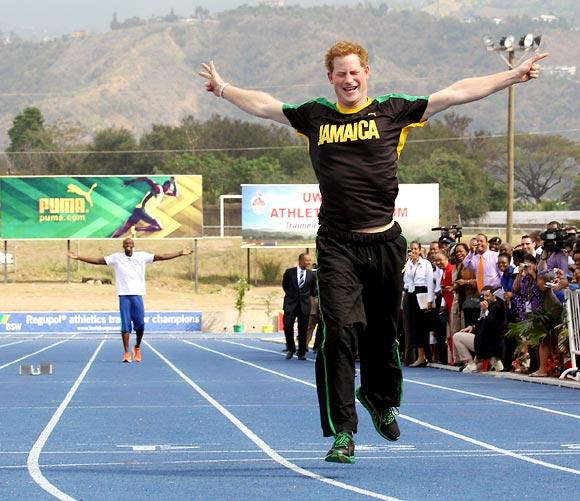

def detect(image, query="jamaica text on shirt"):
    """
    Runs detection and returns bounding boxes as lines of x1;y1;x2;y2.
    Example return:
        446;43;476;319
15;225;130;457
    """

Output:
317;119;380;146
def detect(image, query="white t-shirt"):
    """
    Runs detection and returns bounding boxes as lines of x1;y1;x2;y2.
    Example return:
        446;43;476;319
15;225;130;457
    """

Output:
403;257;435;302
105;251;154;295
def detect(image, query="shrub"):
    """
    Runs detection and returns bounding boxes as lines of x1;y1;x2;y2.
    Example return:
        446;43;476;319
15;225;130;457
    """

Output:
257;258;281;284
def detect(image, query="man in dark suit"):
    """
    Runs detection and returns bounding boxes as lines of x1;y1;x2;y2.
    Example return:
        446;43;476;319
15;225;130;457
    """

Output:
452;285;506;371
282;253;315;360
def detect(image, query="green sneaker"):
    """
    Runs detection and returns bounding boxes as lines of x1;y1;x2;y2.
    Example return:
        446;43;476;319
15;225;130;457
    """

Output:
356;387;400;441
324;431;356;464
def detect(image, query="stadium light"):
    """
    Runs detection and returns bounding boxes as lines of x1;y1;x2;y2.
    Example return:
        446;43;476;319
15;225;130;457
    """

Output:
483;33;542;243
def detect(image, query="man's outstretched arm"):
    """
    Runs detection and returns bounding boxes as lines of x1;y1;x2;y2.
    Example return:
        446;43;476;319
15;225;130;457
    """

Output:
68;251;106;265
422;52;548;121
153;248;192;262
198;60;290;126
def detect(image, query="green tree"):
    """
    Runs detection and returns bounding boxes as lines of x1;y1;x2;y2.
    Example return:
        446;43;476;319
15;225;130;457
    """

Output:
7;107;47;152
6;107;52;174
140;114;312;186
400;148;492;222
43;120;88;175
567;177;580;210
161;153;289;206
84;127;138;175
487;135;579;204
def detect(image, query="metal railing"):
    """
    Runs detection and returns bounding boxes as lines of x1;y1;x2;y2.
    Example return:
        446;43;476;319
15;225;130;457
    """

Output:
560;289;580;382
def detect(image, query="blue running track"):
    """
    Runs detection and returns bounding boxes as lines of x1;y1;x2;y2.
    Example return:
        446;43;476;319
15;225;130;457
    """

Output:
1;333;579;500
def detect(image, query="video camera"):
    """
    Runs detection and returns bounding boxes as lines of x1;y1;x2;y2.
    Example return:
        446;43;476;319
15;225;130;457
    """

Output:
540;223;567;252
432;225;463;245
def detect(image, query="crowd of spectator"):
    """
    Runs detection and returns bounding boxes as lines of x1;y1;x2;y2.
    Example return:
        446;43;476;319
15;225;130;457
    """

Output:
401;222;580;377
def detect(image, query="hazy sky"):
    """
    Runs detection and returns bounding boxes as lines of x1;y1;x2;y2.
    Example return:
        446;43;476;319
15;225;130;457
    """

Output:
0;0;359;38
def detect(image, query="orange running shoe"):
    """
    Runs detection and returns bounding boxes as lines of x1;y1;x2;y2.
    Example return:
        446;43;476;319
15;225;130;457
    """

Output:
123;351;132;363
133;345;141;363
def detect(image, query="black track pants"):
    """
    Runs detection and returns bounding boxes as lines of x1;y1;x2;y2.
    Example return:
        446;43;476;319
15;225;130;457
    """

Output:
315;223;406;437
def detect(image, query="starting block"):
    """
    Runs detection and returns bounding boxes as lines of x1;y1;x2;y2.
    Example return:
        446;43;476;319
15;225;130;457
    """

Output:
19;363;53;376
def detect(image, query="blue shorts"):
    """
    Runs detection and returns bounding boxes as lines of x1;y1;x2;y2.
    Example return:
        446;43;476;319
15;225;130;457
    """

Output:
119;295;145;334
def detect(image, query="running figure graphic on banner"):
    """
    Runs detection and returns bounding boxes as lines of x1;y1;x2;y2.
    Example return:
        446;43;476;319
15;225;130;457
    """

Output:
111;177;178;238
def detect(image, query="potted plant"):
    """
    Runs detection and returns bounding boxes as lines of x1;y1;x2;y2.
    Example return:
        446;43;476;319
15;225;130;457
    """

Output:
261;292;277;333
233;277;251;332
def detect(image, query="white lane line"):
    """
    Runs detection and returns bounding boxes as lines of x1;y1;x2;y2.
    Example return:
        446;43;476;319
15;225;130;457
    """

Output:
222;340;312;358
185;340;313;386
5;450;580;472
0;334;44;349
0;337;76;370
400;415;580;475
404;378;580;420
216;340;580;476
0;340;28;349
225;340;580;420
146;340;401;501
27;338;106;501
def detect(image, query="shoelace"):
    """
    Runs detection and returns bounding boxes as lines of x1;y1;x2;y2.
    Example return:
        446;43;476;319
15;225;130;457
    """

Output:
381;407;399;425
333;432;352;447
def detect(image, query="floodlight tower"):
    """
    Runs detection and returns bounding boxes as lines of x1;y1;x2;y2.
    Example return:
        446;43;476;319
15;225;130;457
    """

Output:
483;33;542;243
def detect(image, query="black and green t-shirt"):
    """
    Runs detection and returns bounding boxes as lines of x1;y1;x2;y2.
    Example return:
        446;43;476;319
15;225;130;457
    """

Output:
282;94;428;230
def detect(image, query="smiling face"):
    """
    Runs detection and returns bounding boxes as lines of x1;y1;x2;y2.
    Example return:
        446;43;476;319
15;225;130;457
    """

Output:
521;236;535;253
122;238;134;256
475;234;489;254
454;244;467;263
328;53;370;110
409;242;422;262
497;255;510;273
434;253;448;270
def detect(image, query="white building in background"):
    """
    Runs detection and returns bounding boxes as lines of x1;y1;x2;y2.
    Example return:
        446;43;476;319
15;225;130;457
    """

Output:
544;66;576;77
257;0;284;6
473;211;580;229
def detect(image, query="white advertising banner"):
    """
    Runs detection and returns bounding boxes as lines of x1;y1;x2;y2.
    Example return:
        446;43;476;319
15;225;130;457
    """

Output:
241;183;439;246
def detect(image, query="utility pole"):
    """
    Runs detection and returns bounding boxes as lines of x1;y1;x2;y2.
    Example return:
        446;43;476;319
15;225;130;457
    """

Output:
507;50;515;244
483;34;542;243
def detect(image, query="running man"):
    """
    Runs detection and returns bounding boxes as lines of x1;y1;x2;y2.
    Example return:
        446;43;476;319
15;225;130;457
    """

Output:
68;238;192;362
112;176;178;238
199;40;547;463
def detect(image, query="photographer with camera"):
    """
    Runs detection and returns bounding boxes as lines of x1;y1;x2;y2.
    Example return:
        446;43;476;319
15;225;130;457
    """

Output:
537;222;569;275
451;286;505;372
511;253;542;372
509;270;564;377
512;254;542;320
432;225;462;255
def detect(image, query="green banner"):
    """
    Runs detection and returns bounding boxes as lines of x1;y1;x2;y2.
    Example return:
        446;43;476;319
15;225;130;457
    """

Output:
0;175;203;239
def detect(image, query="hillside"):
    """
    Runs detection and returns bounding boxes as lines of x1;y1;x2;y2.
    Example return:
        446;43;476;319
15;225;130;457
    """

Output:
0;5;578;147
420;0;579;20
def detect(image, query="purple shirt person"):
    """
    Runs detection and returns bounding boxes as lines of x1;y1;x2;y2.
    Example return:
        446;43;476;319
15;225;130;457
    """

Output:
463;234;501;291
538;249;569;276
512;257;543;320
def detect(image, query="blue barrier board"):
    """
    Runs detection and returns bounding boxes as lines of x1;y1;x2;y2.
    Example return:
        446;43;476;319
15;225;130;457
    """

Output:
0;311;202;333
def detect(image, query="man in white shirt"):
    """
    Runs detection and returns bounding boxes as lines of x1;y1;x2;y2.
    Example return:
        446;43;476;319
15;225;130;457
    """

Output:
69;238;192;362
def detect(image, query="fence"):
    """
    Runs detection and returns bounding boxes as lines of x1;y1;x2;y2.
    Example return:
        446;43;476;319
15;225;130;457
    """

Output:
560;289;580;382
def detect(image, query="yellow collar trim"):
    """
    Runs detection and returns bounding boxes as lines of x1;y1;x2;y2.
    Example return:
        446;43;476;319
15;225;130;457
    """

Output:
336;97;372;114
